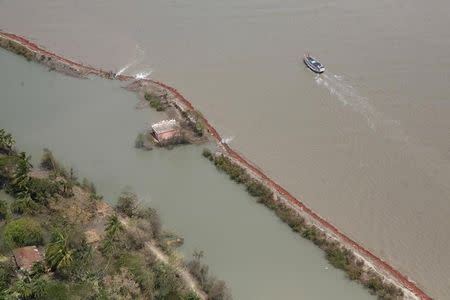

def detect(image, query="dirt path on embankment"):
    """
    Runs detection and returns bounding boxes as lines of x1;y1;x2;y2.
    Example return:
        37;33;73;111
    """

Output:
145;241;207;300
118;217;207;300
0;30;432;300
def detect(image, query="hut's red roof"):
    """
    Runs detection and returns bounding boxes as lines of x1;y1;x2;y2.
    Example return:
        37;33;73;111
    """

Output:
12;246;43;271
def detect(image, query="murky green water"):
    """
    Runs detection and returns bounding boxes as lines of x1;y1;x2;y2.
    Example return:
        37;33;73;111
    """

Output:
0;49;373;299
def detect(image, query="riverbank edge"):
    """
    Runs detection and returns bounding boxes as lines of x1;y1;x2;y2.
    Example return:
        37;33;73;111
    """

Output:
0;137;208;299
0;30;431;300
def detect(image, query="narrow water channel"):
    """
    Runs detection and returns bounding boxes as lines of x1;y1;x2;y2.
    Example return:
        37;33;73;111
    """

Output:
0;49;373;299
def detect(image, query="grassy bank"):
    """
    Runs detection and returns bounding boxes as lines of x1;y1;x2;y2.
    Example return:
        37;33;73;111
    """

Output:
202;148;404;300
0;38;36;62
144;92;168;112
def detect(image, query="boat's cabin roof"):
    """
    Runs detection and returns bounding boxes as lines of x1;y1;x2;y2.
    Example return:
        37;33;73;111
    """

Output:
306;56;323;68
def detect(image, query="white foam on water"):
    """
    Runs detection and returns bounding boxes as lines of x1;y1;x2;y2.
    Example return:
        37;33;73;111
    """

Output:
221;136;235;144
134;70;153;80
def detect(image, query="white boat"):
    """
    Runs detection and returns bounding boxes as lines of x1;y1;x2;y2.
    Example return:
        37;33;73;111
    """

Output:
303;54;325;73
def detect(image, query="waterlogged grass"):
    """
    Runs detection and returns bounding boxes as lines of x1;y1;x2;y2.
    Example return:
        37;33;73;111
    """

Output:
202;148;404;300
144;92;165;111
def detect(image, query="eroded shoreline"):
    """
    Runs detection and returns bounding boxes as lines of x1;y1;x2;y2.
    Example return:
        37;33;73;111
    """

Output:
0;30;432;300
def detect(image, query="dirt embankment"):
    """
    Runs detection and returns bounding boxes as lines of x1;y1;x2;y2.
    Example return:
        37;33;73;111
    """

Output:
0;30;432;300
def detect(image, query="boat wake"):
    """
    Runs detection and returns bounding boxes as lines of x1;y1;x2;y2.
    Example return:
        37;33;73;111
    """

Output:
116;61;135;76
315;72;407;142
116;44;146;77
315;73;379;130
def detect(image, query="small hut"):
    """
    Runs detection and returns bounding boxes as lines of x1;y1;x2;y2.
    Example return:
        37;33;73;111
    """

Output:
150;119;180;143
12;246;43;271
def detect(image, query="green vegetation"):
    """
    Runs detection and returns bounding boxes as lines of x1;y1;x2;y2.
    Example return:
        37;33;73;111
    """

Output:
45;231;76;272
10;195;40;215
100;214;124;256
40;148;68;179
203;149;403;300
135;132;146;149
187;251;232;300
0;39;35;61
190;111;205;137
0;199;9;220
0;129;222;300
0;129;15;154
4;218;43;248
0;261;15;292
145;92;166;111
116;189;139;218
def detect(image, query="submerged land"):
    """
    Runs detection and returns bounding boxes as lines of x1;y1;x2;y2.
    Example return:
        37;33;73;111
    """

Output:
0;31;432;299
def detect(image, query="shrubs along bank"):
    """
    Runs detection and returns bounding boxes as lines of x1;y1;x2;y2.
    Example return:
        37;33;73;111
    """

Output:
0;36;85;78
202;148;404;300
0;39;35;62
187;251;232;300
0;129;231;299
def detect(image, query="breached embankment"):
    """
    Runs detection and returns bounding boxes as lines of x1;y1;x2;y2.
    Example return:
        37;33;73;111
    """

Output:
0;30;432;300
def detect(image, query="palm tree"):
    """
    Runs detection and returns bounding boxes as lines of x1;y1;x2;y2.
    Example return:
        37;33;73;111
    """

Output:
6;276;48;299
101;214;124;255
45;231;74;271
30;277;48;299
11;195;38;215
9;152;32;196
105;215;124;239
8;278;33;299
16;152;32;175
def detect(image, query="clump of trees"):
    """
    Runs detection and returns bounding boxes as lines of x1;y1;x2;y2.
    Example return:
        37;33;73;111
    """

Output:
0;199;9;220
203;149;404;299
0;40;35;61
145;92;167;111
114;189;169;251
188;111;205;137
187;251;232;300
40;148;68;178
10;195;40;215
116;189;140;218
3;217;43;248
